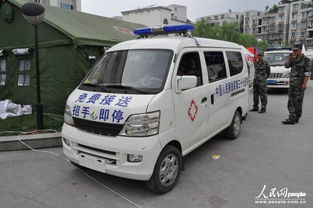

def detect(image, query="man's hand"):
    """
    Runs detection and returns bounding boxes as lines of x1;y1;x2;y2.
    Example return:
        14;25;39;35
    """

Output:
301;83;307;91
301;77;309;91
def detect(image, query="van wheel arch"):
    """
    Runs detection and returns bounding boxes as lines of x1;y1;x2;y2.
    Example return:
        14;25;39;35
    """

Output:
165;140;182;155
225;108;242;140
146;142;183;194
165;140;184;169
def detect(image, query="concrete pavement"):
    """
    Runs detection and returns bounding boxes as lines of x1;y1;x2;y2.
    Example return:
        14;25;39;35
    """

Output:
0;83;312;208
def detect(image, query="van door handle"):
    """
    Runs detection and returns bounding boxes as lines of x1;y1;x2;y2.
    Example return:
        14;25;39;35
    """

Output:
211;94;215;105
201;97;207;103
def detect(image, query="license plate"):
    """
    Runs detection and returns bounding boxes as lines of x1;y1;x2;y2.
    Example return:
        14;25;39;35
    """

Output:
267;80;277;85
79;153;106;172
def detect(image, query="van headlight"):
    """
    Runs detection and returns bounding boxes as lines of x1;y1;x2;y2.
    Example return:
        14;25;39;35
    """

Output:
282;72;290;78
64;105;75;126
119;111;160;137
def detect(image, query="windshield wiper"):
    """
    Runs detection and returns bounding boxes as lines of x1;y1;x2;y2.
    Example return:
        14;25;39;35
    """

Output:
81;83;109;92
82;83;99;87
103;84;149;94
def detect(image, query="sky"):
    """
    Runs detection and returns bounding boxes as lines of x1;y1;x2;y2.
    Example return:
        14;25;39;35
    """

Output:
82;0;279;21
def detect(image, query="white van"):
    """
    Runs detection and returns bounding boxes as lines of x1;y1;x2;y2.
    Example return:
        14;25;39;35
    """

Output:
264;50;291;88
62;25;249;194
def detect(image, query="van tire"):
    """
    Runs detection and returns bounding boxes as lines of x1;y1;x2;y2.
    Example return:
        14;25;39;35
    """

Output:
225;110;242;140
146;145;182;194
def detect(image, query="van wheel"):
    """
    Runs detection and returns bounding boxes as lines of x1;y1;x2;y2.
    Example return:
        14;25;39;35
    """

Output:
146;145;182;194
225;111;242;140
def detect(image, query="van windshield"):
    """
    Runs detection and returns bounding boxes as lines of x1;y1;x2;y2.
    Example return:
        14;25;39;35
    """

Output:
80;49;173;94
264;53;289;66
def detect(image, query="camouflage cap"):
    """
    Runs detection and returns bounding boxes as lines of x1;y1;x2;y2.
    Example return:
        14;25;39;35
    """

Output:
293;44;302;51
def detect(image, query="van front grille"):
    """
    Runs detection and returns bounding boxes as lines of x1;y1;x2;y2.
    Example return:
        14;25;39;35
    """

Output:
73;117;123;137
269;73;283;78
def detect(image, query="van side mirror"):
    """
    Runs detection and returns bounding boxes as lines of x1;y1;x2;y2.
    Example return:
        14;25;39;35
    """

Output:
176;75;197;93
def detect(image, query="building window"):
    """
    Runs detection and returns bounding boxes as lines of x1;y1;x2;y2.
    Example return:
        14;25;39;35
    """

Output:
163;18;168;25
60;1;75;10
0;59;6;86
18;59;31;86
33;0;49;4
61;3;73;10
293;4;299;11
226;51;243;76
300;32;305;38
204;51;227;82
42;0;49;4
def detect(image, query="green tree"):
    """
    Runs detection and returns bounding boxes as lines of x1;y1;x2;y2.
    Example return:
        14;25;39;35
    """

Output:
265;5;269;11
192;20;269;51
268;4;278;13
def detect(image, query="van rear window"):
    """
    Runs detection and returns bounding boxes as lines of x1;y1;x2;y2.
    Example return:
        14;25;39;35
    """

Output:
226;51;243;76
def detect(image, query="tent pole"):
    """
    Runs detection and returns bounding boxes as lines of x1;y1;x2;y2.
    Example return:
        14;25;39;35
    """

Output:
34;24;44;130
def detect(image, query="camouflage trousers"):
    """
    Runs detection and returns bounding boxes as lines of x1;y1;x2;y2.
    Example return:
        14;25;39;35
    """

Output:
253;81;267;109
287;85;305;121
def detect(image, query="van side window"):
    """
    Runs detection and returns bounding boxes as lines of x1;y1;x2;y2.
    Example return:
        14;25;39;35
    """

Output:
177;52;203;87
226;51;244;76
204;51;227;82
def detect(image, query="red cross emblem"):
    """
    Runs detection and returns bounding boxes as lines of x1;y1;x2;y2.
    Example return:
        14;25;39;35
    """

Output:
188;100;198;121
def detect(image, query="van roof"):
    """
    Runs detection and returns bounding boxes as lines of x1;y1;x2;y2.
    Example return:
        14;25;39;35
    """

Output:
108;36;242;52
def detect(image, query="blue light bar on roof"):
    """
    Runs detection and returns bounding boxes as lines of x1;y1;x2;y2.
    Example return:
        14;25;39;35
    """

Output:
133;24;195;36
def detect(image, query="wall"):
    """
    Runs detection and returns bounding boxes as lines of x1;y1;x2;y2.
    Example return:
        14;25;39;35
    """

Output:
122;8;172;27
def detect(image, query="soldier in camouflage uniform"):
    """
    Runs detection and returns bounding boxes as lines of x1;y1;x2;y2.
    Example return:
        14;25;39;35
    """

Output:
250;52;271;113
283;45;311;125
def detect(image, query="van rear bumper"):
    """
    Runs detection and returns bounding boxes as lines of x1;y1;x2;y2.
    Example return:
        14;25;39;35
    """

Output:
62;123;162;181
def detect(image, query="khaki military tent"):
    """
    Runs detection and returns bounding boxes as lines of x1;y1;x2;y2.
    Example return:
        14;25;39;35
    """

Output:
0;0;143;113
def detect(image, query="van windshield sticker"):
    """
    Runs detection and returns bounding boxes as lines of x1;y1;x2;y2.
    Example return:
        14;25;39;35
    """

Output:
72;105;80;117
72;104;125;124
75;93;133;107
215;77;249;97
81;107;90;118
115;96;132;107
100;95;117;105
75;93;88;103
112;110;124;123
99;109;110;121
86;94;102;104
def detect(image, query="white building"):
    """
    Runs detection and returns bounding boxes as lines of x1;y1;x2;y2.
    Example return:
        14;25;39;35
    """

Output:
33;0;81;11
197;11;244;28
121;4;189;27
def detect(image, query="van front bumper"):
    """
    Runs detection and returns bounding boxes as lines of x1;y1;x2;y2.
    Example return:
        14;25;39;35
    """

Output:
62;123;162;181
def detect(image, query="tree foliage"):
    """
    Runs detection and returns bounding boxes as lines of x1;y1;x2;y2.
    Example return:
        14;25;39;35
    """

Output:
192;20;269;51
268;4;278;13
